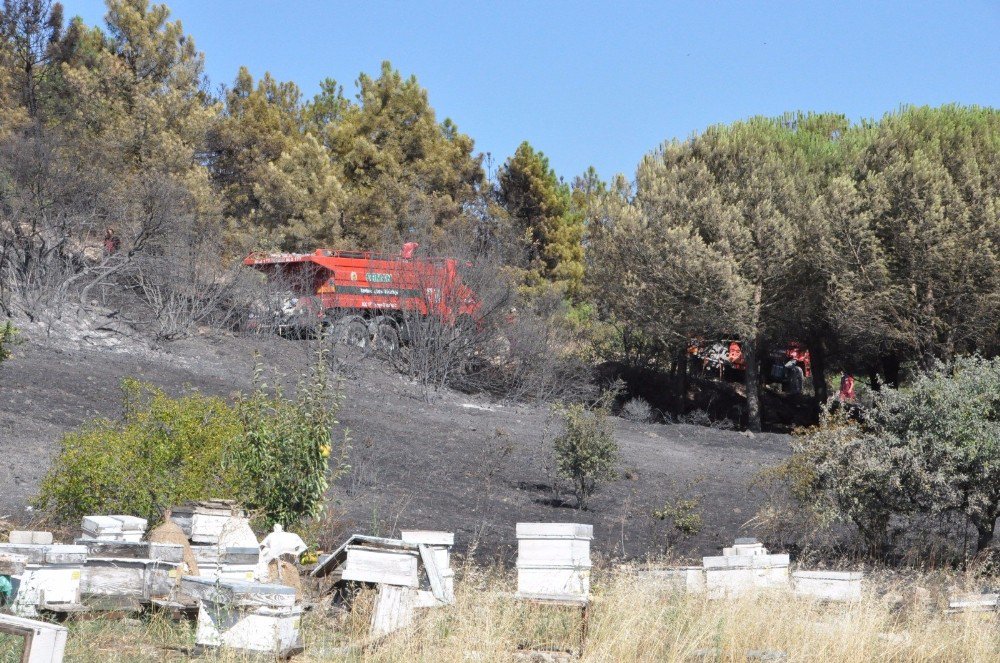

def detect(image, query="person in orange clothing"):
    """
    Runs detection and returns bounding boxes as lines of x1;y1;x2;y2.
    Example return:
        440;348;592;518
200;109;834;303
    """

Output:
727;341;745;369
839;374;856;403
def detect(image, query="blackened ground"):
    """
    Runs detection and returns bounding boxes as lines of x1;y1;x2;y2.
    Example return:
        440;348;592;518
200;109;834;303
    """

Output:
0;329;790;562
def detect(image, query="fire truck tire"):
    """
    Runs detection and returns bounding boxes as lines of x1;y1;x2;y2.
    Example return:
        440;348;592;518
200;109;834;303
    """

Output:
338;316;370;350
374;320;400;356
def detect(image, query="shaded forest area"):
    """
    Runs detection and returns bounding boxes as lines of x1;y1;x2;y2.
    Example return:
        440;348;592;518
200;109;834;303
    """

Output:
3;1;1000;433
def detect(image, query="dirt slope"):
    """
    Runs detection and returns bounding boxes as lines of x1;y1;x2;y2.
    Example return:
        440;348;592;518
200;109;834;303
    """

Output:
0;331;790;561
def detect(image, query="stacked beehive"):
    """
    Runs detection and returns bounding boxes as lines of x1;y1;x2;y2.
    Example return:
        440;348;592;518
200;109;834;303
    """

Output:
80;516;147;542
516;522;593;600
702;538;790;598
169;501;260;581
74;540;185;605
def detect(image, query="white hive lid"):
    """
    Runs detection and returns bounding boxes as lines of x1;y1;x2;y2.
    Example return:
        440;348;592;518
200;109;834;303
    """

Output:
516;523;593;539
400;530;455;546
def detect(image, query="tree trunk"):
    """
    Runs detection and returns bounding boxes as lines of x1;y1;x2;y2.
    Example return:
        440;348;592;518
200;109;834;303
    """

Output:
744;336;762;432
810;335;829;409
975;512;997;554
674;347;688;418
881;353;901;389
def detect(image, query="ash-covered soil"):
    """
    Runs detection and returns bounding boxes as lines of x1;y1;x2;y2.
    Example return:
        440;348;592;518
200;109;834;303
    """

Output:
0;329;790;562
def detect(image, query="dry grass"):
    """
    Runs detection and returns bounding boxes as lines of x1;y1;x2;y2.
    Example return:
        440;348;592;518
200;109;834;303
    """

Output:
1;564;997;662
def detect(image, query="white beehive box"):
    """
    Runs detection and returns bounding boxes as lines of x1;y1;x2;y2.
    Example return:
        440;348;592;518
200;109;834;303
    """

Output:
723;538;768;557
635;566;706;594
946;593;998;613
80;515;146;542
703;553;790;598
196;604;303;656
170;501;244;545
792;571;863;603
76;540;184;600
0;544;88;617
192;546;260;582
81;516;122;541
341;546;419;588
516;523;593;599
181;577;302;657
0;614;69;663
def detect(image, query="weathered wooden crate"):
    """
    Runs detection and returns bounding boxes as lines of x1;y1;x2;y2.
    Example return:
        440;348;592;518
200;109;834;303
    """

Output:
81;515;146;543
71;541;182;607
947;593;999;613
702;553;790;598
340;545;420;588
0;544;87;617
196;603;303;656
170;501;244;545
192;546;260;582
79;559;181;601
0;614;68;663
516;523;593;600
180;577;301;656
0;552;28;575
792;571;863;603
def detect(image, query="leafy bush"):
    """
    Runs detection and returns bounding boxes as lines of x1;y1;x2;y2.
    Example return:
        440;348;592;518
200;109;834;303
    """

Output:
621;397;653;423
36;353;349;527
237;353;350;527
552;394;620;509
36;379;244;522
791;356;1000;556
0;320;22;366
653;498;703;537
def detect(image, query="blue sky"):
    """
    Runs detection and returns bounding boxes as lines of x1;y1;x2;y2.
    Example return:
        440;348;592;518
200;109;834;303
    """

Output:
64;1;1000;182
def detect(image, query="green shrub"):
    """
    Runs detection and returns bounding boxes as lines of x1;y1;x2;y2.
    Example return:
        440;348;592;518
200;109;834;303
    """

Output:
793;356;1000;556
552;394;620;509
0;320;23;366
35;378;244;522
36;350;349;527
236;353;350;528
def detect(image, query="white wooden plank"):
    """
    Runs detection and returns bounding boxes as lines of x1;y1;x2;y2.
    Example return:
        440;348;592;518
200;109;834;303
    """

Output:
370;584;415;638
702;553;790;570
516;523;593;539
400;531;454;546
418;544;447;602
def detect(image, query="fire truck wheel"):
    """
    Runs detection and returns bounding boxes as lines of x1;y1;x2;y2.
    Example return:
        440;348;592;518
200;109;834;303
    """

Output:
339;317;370;350
374;321;400;356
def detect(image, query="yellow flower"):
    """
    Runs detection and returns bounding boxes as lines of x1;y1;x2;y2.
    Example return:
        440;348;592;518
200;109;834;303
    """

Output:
320;444;331;458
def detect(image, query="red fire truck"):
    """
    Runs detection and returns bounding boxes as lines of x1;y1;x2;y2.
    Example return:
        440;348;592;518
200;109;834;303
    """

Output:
243;243;479;350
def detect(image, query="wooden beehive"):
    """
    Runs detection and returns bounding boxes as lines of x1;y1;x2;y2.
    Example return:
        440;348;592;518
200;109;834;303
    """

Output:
169;501;244;545
181;577;302;657
0;544;88;617
702;553;790;598
791;571;863;603
516;522;593;599
76;540;184;601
